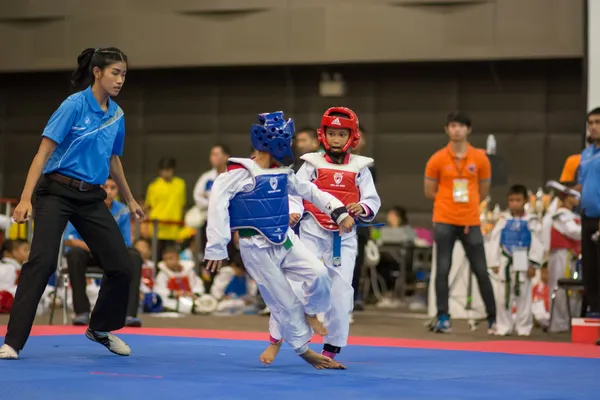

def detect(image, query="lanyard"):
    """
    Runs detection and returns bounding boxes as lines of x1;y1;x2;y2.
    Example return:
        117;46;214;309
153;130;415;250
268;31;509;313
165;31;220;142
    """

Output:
447;147;468;178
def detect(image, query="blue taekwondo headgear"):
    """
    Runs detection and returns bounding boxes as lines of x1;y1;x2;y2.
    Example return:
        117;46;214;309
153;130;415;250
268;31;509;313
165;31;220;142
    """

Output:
250;111;295;165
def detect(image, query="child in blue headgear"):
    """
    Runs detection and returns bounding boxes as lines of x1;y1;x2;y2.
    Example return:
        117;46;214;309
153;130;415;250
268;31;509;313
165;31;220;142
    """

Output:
204;111;354;370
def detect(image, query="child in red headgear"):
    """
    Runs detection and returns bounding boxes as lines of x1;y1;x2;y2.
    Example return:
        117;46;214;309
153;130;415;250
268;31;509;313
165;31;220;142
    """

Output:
260;107;381;365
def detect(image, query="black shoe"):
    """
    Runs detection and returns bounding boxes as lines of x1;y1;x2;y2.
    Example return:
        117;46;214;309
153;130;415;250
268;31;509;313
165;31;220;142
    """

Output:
125;317;142;327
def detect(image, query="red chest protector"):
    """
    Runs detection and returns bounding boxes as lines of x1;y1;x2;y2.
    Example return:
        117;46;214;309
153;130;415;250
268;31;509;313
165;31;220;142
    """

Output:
15;269;20;285
301;152;373;231
142;264;154;290
550;211;581;255
167;276;191;292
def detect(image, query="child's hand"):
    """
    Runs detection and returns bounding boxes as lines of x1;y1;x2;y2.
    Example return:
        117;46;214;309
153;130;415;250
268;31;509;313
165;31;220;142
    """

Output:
346;203;365;217
527;266;536;279
491;266;499;274
338;216;355;233
289;213;301;227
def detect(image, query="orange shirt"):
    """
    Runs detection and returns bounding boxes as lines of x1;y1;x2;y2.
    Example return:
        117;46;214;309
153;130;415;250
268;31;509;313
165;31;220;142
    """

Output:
425;143;491;226
559;154;581;183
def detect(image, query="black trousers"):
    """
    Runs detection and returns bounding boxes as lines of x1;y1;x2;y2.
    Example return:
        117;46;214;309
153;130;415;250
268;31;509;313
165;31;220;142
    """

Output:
582;216;600;314
4;176;133;351
66;247;142;318
433;223;496;319
352;227;369;301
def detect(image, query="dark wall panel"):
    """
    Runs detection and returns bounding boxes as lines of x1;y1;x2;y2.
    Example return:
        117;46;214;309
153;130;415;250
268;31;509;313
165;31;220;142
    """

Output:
0;60;584;226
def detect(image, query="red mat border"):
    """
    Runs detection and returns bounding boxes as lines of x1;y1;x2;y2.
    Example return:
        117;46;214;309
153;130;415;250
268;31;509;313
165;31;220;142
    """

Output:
2;325;599;359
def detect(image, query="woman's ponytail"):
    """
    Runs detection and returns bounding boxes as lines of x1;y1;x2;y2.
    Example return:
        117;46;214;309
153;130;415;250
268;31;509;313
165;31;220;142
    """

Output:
70;47;96;90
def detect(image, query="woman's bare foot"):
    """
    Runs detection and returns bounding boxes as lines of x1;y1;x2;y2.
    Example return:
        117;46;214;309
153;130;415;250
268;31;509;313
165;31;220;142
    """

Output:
300;349;346;370
260;341;283;365
306;314;328;336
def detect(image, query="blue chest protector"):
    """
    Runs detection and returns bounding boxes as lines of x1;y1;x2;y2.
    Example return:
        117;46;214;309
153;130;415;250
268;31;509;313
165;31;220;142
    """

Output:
229;172;289;244
500;219;531;255
499;218;532;308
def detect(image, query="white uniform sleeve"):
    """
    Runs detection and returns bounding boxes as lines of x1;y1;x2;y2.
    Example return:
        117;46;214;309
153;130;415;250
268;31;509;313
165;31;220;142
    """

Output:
204;169;248;261
193;172;211;209
288;162;314;215
554;212;582;241
210;268;234;300
287;171;349;225
528;218;545;266
486;218;504;268
154;271;170;300
357;167;381;222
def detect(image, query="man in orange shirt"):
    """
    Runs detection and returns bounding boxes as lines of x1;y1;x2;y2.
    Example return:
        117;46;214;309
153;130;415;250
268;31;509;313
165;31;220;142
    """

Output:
424;112;497;333
559;133;593;183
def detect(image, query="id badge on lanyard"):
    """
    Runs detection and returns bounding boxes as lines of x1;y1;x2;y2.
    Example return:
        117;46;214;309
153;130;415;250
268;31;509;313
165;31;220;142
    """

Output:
449;149;470;204
452;179;469;203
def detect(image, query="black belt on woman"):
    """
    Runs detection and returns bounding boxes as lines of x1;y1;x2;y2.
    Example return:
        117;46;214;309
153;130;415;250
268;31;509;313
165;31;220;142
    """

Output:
46;173;100;192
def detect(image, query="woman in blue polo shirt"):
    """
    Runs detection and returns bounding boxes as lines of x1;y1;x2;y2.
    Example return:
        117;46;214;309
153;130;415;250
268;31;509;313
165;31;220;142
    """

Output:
0;47;144;360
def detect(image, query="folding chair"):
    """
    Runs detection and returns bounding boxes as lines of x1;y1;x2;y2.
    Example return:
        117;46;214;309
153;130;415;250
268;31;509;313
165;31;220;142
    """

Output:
49;235;104;325
549;278;584;332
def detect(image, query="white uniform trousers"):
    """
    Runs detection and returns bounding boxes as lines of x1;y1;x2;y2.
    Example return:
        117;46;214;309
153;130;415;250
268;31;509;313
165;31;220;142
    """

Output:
269;220;357;348
240;232;331;352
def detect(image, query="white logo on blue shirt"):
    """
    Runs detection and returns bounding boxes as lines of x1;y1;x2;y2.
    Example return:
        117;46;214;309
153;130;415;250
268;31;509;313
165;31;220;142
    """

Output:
85;117;91;125
268;177;281;194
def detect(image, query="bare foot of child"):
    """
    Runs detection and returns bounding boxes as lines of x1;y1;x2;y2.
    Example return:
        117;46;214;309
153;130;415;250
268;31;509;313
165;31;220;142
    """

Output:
306;314;328;336
260;341;283;365
300;349;346;370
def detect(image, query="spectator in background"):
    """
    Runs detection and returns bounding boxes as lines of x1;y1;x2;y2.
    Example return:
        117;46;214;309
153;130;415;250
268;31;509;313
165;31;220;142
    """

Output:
210;251;257;315
294;128;321;157
65;177;143;327
293;128;321;172
145;157;187;259
376;207;416;308
192;145;230;255
424;112;496;333
560;133;593;183
154;246;205;314
578;109;600;337
352;126;376;310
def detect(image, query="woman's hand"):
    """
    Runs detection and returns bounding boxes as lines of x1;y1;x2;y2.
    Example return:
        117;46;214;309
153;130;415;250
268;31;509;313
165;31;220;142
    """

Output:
12;201;32;223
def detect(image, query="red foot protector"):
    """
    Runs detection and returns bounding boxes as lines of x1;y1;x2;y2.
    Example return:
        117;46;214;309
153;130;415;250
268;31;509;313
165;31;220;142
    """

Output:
571;318;600;344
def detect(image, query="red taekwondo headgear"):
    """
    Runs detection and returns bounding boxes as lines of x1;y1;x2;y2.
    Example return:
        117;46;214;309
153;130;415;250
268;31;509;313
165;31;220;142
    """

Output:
317;107;361;153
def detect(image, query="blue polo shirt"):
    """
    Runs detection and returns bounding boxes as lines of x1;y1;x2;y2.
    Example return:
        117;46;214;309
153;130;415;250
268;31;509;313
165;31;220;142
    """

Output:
43;86;126;184
578;144;600;218
64;200;132;250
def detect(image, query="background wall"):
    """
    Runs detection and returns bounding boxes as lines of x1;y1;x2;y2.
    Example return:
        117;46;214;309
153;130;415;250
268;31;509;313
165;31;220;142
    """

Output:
0;0;583;72
0;59;584;226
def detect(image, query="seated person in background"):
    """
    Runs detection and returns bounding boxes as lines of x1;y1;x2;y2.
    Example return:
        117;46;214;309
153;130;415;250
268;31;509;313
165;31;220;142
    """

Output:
532;263;550;329
65;177;143;327
154;246;205;314
179;235;198;262
376;207;417;308
379;206;417;244
134;238;155;293
210;250;257;315
0;239;54;314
